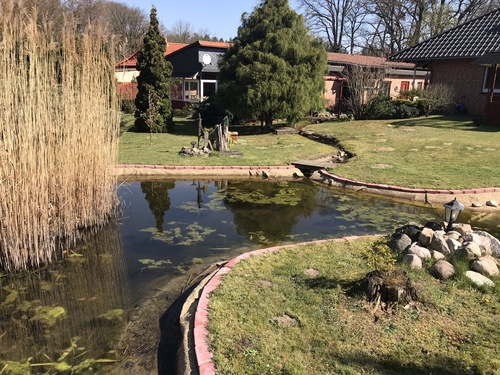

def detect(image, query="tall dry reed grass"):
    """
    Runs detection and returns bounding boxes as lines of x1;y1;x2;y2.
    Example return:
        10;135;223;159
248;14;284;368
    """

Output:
0;2;120;272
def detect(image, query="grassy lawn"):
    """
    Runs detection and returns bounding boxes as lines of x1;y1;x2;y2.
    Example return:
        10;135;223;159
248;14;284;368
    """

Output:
208;238;500;375
118;114;334;166
304;115;500;189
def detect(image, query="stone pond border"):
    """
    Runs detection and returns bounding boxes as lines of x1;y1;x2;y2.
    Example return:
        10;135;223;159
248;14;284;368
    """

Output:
192;235;381;375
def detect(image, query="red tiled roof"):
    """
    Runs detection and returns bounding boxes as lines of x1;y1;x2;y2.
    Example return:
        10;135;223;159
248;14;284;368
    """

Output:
198;40;232;49
115;41;188;68
328;52;415;69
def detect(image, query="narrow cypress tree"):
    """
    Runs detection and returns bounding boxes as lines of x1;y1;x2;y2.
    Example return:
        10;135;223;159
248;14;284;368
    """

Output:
135;6;173;133
217;0;326;128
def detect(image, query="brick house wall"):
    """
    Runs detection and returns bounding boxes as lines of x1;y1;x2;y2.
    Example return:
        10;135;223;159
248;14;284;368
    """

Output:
430;59;488;116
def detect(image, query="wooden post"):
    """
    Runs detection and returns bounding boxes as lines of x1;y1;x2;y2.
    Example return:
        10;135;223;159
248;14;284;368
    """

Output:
488;63;498;103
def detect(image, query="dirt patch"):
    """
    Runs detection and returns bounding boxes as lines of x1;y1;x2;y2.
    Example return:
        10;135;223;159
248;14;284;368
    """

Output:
303;268;320;278
371;164;394;169
272;314;298;327
377;147;395;152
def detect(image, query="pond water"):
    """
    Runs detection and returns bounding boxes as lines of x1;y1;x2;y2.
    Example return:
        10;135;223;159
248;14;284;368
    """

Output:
1;178;499;373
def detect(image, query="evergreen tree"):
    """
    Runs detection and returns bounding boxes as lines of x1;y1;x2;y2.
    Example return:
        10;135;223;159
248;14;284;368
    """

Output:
135;6;173;133
217;0;326;128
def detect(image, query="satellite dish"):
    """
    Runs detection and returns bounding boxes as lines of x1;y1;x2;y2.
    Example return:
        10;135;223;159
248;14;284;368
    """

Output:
202;53;212;65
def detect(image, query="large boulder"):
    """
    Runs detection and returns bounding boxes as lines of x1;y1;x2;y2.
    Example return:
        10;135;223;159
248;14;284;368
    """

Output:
390;233;412;252
402;254;423;269
429;232;451;255
452;223;472;236
424;221;443;231
431;250;445;260
465;271;494;287
471;257;499;277
473;231;500;258
394;224;422;243
455;242;481;259
433;260;455;280
418;227;434;247
446;238;462;254
406;245;431;260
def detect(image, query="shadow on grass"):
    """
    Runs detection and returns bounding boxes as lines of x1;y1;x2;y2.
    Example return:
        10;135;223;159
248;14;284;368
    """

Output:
300;276;366;298
331;350;480;375
390;114;499;132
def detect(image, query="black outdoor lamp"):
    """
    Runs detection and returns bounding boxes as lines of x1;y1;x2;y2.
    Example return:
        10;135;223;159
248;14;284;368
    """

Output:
443;198;465;232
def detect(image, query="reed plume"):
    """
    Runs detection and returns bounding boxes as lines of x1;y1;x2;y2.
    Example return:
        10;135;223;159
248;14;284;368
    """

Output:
0;2;120;271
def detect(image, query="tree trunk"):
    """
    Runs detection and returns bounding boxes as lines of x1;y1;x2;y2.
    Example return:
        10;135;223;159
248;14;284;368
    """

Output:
365;270;418;309
264;111;273;129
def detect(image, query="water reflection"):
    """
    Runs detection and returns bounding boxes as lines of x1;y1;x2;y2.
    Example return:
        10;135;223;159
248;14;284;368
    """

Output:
0;222;128;373
1;178;499;373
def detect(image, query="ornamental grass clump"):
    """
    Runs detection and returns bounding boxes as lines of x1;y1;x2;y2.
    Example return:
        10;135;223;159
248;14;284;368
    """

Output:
0;3;120;271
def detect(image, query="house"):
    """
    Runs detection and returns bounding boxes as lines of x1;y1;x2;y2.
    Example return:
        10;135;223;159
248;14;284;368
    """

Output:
390;9;500;123
325;53;428;109
114;41;188;84
165;40;231;109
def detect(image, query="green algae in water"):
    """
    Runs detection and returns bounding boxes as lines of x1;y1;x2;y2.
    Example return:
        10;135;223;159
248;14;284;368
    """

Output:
141;222;217;246
30;306;66;326
139;259;172;270
98;309;125;321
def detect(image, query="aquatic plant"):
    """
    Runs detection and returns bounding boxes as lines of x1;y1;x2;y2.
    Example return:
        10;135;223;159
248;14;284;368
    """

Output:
0;2;120;271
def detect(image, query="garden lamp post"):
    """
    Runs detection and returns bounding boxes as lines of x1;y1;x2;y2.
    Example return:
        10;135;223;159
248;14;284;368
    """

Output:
443;198;464;232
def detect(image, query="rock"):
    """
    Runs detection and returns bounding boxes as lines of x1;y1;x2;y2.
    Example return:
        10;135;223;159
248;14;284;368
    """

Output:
446;238;462;254
446;231;462;241
452;223;472;236
390;233;412;252
486;200;498;207
429;232;451;255
424;221;443;231
455;242;482;259
418;227;434;247
464;233;492;255
303;268;320;278
472;202;483;208
431;250;446;260
394;224;421;242
433;260;455;280
473;231;500;258
465;271;494;287
402;254;423;269
262;170;270;179
406;245;431;260
471;257;499;277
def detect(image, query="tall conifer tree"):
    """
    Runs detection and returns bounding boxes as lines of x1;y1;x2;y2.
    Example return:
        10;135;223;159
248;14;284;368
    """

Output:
135;6;173;133
218;0;326;128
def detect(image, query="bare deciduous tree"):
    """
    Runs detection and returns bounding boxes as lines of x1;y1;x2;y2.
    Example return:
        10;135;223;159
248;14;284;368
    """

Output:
344;65;386;119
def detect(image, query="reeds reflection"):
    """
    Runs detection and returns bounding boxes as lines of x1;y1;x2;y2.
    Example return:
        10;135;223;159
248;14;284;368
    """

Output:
0;222;129;373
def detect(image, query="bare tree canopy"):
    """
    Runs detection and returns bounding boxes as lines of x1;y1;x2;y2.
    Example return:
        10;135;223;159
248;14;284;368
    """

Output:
298;0;500;55
165;19;224;43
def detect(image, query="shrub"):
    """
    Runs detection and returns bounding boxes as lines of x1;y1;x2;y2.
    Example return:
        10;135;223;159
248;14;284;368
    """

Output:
417;84;455;116
174;104;194;118
196;96;236;128
365;95;396;120
361;237;396;271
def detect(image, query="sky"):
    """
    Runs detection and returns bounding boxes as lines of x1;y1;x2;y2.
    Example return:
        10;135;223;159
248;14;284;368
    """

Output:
118;0;302;41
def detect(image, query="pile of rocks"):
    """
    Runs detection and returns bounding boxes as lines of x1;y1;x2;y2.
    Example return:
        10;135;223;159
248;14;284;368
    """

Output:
178;145;211;157
390;223;500;287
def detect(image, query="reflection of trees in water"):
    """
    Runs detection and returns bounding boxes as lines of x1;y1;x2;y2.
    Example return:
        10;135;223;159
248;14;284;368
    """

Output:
223;181;319;244
141;181;175;231
0;221;129;372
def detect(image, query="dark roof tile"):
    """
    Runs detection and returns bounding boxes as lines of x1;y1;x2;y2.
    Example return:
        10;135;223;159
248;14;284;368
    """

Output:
391;8;500;61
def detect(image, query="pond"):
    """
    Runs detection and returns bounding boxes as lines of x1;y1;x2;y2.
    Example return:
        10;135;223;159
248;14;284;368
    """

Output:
1;178;498;374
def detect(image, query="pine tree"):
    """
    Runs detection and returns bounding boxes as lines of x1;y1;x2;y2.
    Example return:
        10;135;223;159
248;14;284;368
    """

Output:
135;6;173;133
217;0;326;128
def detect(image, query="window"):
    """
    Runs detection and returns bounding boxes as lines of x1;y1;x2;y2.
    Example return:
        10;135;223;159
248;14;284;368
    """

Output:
171;80;182;100
400;81;410;92
482;66;500;93
417;82;423;90
184;81;199;101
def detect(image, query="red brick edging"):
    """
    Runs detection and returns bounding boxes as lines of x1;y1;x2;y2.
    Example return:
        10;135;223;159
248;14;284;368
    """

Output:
193;235;380;375
318;170;500;195
115;164;296;171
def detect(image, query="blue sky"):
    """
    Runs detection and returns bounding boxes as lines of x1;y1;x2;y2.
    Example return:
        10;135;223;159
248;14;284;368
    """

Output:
119;0;302;41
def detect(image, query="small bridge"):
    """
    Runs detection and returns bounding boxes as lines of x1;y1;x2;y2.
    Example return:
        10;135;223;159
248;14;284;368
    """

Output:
291;161;330;178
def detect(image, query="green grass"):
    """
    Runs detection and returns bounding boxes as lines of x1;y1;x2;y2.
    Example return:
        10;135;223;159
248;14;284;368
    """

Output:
118;114;334;166
208;238;500;375
305;115;500;189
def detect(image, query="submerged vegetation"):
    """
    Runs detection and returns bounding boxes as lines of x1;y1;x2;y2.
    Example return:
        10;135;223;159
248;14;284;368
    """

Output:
0;3;120;271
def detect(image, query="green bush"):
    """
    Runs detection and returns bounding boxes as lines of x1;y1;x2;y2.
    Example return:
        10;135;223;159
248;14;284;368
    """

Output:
174;104;194;118
364;96;422;120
